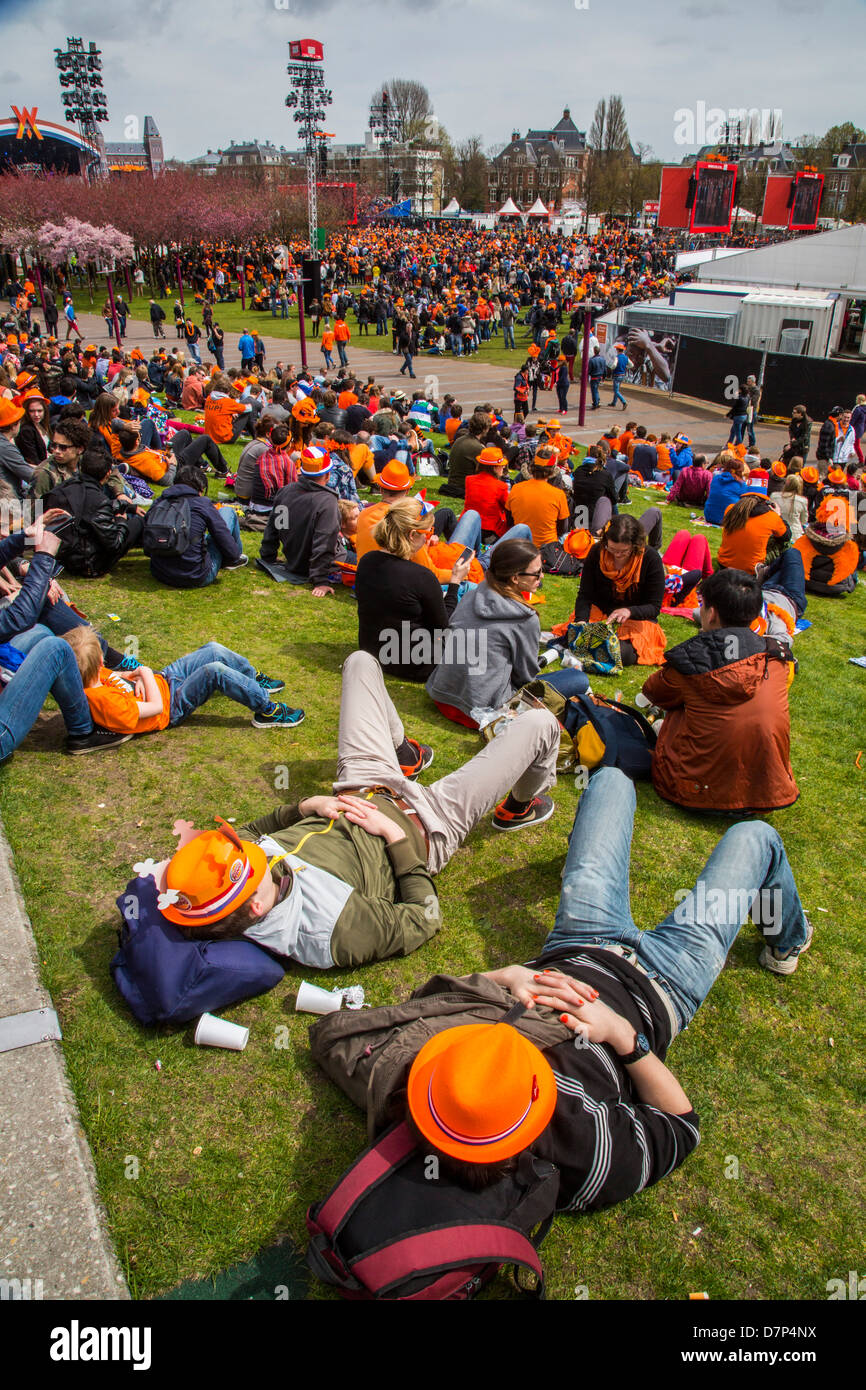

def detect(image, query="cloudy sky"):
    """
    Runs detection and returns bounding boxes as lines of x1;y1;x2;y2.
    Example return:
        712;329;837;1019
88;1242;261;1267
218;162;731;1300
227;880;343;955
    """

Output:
1;0;864;163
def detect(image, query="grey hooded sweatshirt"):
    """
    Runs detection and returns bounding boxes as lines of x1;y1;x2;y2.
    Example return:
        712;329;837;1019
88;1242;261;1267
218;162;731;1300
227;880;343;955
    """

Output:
425;582;541;716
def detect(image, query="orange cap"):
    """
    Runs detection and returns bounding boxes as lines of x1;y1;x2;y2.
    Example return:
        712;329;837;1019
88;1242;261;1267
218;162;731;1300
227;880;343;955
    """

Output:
407;1023;557;1163
160;820;268;927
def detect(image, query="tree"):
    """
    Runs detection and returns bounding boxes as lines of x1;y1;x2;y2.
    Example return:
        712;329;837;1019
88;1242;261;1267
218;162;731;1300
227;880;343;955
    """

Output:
446;136;488;213
379;79;433;144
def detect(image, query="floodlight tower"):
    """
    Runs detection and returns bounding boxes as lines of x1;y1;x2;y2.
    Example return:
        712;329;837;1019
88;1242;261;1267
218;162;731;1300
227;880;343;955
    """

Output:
369;87;401;203
285;39;332;255
54;37;108;181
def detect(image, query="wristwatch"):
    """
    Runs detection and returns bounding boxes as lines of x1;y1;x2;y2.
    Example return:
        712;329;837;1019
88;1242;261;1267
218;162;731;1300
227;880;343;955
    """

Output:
617;1032;651;1065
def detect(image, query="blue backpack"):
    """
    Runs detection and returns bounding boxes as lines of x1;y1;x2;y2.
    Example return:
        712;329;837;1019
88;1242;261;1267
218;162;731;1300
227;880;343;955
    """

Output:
110;875;285;1026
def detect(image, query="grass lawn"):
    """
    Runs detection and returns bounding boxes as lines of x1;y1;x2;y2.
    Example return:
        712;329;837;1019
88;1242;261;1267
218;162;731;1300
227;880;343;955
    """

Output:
126;292;542;370
2;447;864;1301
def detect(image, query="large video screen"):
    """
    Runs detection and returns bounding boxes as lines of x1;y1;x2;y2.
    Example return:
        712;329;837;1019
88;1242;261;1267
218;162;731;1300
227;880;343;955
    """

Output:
790;175;824;230
690;164;736;233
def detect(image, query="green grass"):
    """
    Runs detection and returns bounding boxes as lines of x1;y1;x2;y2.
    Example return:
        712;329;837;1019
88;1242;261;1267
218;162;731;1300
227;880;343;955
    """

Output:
127;292;541;370
2;456;864;1301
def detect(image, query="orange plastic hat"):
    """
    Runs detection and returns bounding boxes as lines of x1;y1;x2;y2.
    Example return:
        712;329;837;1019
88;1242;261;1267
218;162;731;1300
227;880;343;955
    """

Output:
161;820;267;927
292;398;320;424
375;459;413;491
802;465;819;484
771;462;787;478
477;446;505;466
563;528;593;559
408;1023;556;1163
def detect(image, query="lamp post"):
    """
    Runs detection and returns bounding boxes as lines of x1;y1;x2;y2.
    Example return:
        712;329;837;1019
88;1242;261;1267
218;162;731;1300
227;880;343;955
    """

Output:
99;256;122;349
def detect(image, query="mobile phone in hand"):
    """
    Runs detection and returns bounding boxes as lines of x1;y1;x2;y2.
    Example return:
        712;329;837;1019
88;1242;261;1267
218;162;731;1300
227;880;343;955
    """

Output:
457;546;473;564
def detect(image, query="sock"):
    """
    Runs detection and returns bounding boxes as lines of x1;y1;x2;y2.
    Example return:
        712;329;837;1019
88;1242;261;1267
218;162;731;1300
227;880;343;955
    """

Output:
395;737;417;765
502;793;531;815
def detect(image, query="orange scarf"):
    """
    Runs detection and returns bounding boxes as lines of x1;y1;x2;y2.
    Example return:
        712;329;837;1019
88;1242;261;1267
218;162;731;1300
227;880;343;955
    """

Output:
599;546;644;596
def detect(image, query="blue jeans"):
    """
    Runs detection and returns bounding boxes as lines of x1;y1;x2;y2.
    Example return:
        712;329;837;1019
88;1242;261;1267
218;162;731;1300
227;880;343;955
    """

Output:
188;342;202;365
503;323;515;350
163;642;269;723
322;350;334;368
400;352;416;377
138;416;160;450
203;505;242;584
449;512;532;566
589;378;601;408
545;767;809;1031
611;375;627;407
728;416;747;445
762;548;807;616
542;668;590;699
0;629;92;757
337;343;348;366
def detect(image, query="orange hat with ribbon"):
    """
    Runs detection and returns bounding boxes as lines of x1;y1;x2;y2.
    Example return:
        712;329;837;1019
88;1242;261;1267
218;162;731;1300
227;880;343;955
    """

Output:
407;1022;557;1164
375;459;413;491
159;819;268;927
477;446;505;467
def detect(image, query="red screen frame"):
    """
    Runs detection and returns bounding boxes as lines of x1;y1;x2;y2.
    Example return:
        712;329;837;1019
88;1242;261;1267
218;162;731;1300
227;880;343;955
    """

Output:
689;161;738;234
789;173;824;231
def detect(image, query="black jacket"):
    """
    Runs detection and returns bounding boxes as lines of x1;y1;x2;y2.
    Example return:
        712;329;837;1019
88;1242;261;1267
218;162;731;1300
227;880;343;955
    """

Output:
44;473;135;577
816;419;837;462
149;484;243;588
260;476;340;586
570;462;617;523
574;542;665;622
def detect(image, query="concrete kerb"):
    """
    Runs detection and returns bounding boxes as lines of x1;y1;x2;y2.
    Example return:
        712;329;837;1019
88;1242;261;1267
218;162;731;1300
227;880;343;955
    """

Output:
0;813;128;1301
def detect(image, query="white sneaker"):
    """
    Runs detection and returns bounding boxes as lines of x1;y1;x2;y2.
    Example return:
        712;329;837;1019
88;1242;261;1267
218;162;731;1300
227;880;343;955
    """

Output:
759;913;813;975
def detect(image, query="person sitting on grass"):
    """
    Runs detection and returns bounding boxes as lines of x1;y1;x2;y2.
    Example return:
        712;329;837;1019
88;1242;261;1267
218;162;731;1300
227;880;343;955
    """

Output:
641;569;798;815
63;628;304;733
143;648;562;969
259;447;340;597
572;513;666;667
148;463;248;589
112;420;176;486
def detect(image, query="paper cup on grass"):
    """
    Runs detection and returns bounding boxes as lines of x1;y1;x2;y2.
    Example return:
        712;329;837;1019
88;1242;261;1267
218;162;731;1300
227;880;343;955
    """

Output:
296;980;343;1015
194;1012;249;1051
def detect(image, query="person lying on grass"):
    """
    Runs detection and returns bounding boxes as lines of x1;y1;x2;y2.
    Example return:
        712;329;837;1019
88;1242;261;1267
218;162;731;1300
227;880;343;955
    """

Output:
315;765;813;1215
63;629;304;732
141;649;561;969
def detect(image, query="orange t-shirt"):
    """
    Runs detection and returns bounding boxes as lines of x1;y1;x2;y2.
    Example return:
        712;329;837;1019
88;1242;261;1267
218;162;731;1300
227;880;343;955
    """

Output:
348;442;374;478
338;390;358;409
355;503;483;583
321;330;336;351
507;478;569;547
717;508;788;572
445;418;462;444
204;394;246;444
126;448;171;482
84;667;171;734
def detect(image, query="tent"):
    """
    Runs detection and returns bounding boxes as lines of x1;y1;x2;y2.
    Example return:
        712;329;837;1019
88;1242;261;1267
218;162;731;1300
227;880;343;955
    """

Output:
441;197;462;217
497;196;522;220
527;197;550;221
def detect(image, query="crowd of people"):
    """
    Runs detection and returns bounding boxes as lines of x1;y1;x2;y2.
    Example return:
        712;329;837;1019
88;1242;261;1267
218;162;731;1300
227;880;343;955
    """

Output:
0;227;860;1279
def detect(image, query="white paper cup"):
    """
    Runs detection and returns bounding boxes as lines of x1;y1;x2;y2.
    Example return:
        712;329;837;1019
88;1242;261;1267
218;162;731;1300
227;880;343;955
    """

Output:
296;980;343;1015
194;1012;249;1050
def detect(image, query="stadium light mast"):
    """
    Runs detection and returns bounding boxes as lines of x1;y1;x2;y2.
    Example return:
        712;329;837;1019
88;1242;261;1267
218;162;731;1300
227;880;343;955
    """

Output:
54;37;108;182
286;39;332;256
369;87;401;204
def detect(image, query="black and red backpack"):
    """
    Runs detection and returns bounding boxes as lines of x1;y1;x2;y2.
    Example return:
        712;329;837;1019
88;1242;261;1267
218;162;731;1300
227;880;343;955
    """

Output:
305;1121;559;1301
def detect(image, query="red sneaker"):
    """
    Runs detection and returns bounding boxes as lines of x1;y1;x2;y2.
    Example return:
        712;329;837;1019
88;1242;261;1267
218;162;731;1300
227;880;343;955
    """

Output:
492;794;555;832
399;738;434;780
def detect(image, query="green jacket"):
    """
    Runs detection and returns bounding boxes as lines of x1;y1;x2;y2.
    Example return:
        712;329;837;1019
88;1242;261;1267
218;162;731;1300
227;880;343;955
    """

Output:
236;797;439;969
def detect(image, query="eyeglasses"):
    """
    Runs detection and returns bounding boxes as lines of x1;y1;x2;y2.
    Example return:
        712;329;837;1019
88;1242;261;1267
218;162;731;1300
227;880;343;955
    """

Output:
53;442;75;451
516;567;543;580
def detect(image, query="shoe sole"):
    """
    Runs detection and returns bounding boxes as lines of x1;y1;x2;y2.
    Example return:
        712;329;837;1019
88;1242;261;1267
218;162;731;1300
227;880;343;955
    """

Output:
251;713;305;728
67;734;133;755
492;801;555;832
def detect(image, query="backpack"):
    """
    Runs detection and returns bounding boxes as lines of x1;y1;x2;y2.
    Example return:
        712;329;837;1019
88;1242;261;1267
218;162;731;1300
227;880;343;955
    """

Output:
540;541;583;576
110;875;285;1026
480;680;655;779
142;492;192;557
305;1120;559;1301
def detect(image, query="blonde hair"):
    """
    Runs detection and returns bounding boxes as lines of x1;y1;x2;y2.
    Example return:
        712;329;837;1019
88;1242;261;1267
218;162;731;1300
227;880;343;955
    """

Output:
63;627;103;686
372;497;433;560
782;474;804;495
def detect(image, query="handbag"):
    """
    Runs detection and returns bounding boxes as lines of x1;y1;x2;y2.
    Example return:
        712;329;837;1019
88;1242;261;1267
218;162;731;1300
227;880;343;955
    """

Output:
565;620;623;676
